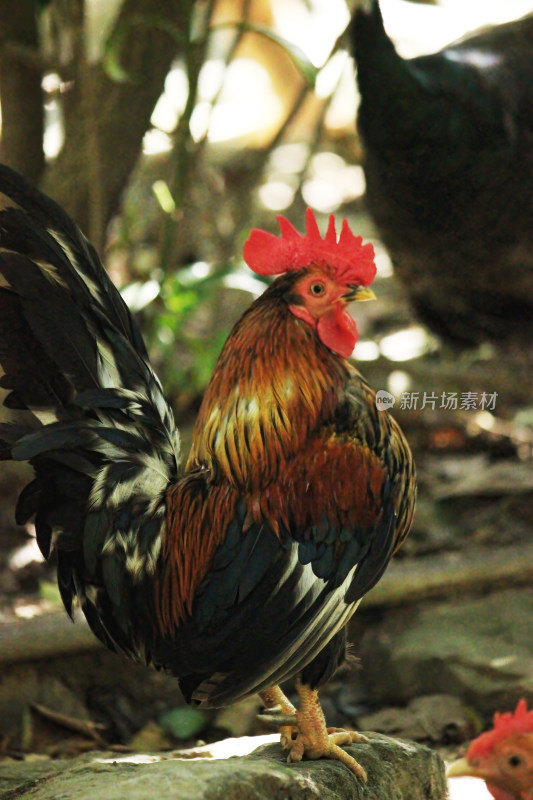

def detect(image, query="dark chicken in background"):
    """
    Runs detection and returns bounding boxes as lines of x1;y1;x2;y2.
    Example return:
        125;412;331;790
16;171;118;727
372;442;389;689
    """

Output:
350;1;533;347
0;165;415;778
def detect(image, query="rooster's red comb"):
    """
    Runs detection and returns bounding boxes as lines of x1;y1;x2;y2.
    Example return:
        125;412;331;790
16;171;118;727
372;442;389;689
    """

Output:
468;699;533;759
243;208;376;286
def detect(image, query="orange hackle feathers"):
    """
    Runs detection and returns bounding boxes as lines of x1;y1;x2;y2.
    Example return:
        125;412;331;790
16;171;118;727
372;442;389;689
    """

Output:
186;295;348;491
243;207;376;286
468;699;533;760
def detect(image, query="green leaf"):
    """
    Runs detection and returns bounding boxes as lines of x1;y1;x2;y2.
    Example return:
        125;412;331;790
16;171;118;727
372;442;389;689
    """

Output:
102;23;133;83
157;707;208;740
152;180;176;215
212;22;318;87
39;580;62;606
103;14;186;83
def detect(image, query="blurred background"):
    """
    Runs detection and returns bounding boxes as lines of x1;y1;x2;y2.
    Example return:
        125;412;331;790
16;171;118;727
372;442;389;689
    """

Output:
1;0;533;791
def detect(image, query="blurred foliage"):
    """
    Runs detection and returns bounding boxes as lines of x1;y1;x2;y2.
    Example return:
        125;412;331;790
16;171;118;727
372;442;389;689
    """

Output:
5;1;531;419
97;0;346;408
1;0;359;410
153;264;244;406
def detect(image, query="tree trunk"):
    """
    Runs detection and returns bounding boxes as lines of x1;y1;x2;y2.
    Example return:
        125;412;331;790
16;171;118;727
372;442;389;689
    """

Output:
42;0;187;249
0;0;45;185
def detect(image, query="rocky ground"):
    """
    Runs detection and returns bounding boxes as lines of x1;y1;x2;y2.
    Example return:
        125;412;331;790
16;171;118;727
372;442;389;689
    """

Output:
0;733;448;800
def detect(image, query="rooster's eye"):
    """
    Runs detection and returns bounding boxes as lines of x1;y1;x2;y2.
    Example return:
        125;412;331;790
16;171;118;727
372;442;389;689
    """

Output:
508;754;523;768
309;282;326;296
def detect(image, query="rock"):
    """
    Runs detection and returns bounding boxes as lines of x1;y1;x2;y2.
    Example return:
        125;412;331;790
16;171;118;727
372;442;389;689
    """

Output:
0;733;447;799
358;695;476;744
0;758;64;797
129;721;174;752
357;586;533;712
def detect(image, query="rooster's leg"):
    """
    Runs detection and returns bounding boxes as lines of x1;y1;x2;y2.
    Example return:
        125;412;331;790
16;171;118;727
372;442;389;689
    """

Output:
287;678;368;778
258;685;297;747
259;679;368;779
287;677;368;779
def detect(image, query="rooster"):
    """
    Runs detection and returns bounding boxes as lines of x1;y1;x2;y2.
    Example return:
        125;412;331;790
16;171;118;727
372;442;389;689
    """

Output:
350;1;533;347
448;699;533;800
0;165;415;779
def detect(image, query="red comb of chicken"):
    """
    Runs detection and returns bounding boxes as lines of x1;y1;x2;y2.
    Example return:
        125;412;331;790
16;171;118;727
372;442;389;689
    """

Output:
468;700;533;759
243;207;376;285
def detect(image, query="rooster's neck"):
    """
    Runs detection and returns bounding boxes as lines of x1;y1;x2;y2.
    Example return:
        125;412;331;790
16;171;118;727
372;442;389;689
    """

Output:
186;284;348;487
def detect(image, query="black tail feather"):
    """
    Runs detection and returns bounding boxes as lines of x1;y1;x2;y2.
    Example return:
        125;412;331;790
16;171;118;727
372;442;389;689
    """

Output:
0;165;148;360
0;164;180;664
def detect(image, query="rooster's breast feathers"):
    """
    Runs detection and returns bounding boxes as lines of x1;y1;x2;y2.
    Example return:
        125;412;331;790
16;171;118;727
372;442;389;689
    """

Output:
154;309;414;707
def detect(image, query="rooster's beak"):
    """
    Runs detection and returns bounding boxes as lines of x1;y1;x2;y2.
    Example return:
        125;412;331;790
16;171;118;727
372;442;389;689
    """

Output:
343;285;377;302
446;757;486;780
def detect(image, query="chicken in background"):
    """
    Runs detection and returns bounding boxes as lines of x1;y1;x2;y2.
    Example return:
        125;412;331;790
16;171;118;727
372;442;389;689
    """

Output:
0;165;415;779
448;699;533;800
350;0;533;348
